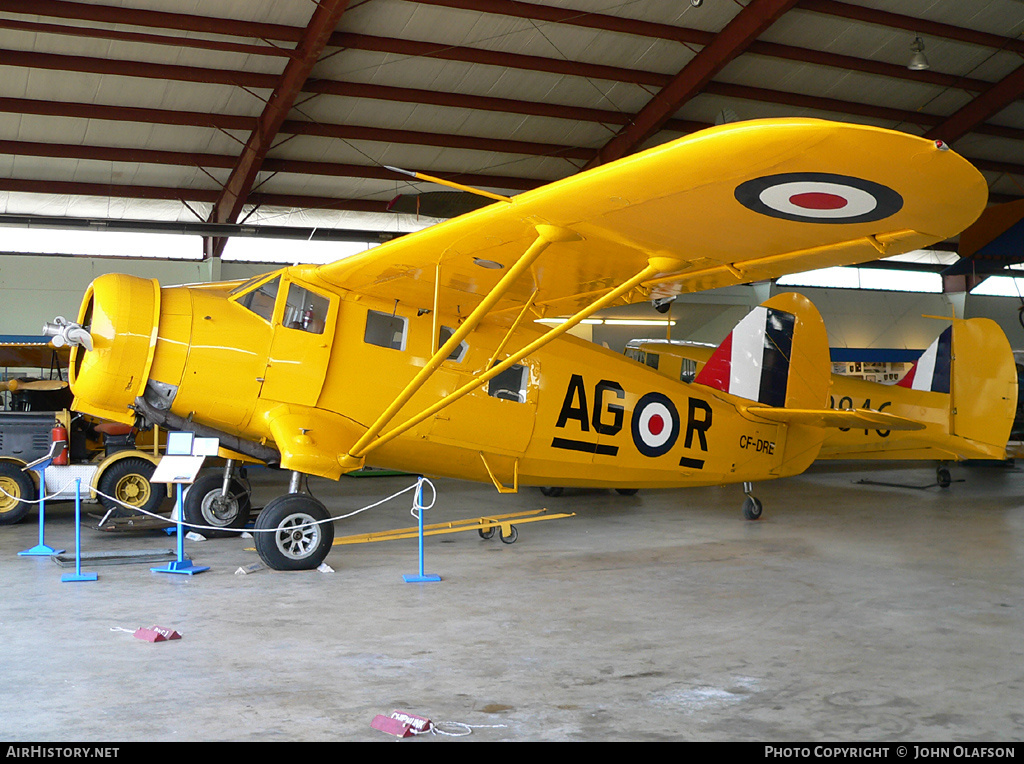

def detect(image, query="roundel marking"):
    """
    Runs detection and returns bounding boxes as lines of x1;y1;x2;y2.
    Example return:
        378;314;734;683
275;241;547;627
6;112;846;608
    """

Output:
735;172;903;224
631;392;680;458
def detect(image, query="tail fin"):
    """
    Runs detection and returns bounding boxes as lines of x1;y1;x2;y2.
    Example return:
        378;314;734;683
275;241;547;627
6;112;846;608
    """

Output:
694;291;830;410
819;318;1017;461
949;318;1016;453
896;326;951;393
694;293;925;435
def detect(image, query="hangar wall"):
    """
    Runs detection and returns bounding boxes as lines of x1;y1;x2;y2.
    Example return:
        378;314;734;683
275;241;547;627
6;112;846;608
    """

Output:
0;254;275;337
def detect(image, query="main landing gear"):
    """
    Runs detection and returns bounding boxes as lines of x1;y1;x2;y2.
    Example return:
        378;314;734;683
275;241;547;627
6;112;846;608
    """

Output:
253;471;334;571
183;460;252;538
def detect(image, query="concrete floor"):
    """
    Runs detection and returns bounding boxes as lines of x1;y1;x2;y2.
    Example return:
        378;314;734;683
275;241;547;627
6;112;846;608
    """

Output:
1;460;1022;742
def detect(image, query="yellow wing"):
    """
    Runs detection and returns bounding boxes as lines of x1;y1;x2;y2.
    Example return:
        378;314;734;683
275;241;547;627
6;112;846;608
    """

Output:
308;118;986;316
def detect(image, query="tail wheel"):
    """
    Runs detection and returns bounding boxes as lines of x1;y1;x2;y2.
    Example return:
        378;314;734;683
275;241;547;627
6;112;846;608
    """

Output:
254;494;334;571
742;496;763;521
183;471;252;538
0;463;34;525
97;457;165;517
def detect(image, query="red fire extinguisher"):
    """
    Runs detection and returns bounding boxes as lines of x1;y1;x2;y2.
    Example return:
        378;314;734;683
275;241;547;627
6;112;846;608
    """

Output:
51;420;69;465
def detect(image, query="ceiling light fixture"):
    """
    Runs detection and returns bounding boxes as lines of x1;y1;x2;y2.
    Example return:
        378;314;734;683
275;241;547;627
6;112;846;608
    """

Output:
908;36;930;71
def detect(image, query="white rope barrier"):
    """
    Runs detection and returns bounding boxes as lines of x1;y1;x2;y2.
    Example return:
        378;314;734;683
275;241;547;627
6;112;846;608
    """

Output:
2;473;436;536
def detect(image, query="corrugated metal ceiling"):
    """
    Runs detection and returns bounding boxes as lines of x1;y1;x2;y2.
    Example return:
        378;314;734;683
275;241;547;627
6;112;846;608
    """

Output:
0;0;1021;254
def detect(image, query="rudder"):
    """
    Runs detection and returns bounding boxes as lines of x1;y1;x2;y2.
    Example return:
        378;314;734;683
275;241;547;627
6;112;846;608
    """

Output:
694;292;831;411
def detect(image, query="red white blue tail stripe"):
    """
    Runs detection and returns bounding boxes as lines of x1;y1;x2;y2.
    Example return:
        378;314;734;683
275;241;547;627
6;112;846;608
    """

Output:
694;307;795;407
897;326;952;394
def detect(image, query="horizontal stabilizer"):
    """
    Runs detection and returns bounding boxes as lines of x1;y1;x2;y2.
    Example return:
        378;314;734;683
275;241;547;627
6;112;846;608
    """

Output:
745;406;926;431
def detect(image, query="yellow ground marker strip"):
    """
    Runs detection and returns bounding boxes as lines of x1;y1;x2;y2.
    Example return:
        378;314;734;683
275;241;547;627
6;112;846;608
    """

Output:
332;509;574;546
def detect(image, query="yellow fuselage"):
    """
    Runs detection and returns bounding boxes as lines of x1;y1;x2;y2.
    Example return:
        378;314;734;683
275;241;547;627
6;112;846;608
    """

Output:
71;272;825;490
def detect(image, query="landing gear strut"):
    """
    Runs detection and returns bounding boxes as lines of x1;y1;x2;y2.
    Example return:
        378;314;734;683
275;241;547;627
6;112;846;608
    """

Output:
253;471;334;571
182;460;252;537
741;481;763;521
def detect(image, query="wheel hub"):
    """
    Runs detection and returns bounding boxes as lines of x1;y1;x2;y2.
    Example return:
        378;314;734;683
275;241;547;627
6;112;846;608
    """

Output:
275;513;320;560
203;492;239;523
116;475;149;505
0;477;20;511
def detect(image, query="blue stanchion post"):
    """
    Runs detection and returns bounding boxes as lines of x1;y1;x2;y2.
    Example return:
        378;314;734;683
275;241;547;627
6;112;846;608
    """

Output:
151;483;209;575
62;478;97;582
19;461;63;558
403;477;440;584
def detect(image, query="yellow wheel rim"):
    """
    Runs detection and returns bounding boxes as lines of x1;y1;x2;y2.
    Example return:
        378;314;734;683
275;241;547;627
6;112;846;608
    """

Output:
115;473;151;507
0;476;22;514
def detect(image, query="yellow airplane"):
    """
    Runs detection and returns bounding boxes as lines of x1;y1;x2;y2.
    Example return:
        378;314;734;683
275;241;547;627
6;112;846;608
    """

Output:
624;314;1018;487
45;118;989;570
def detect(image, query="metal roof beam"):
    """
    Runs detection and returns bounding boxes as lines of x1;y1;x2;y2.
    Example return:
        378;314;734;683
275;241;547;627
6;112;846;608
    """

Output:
798;0;1024;56
206;0;350;259
0;137;545;191
587;0;800;168
0;177;393;214
0;0;302;44
0;37;994;128
0;48;278;90
404;0;991;93
0;16;293;58
926;65;1024;144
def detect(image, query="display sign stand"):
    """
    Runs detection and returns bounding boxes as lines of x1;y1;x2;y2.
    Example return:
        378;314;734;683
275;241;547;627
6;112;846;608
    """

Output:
403;478;441;584
150;432;215;576
62;478;97;582
19;452;64;558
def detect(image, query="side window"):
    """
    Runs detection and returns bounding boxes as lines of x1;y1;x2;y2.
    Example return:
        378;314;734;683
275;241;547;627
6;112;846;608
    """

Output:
282;283;330;334
438;326;468;362
488;364;527;403
645;352;660;370
238;276;280;322
365;310;407;350
680;358;697;383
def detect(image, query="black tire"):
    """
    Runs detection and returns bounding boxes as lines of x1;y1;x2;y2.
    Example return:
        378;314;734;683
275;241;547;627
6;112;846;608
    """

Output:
254;494;334;571
616;488;639;496
742;496;763;521
0;462;34;525
936;467;952;488
97;457;166;517
183;471;252;538
500;524;518;544
478;527;495;540
539;486;564;497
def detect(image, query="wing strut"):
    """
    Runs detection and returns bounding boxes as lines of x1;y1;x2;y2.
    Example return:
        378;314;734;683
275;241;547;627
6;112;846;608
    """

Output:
343;256;672;465
342;224;579;466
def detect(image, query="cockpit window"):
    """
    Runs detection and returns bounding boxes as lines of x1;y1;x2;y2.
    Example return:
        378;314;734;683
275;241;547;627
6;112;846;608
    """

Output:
282;283;329;335
237;276;280;322
229;274;271;297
